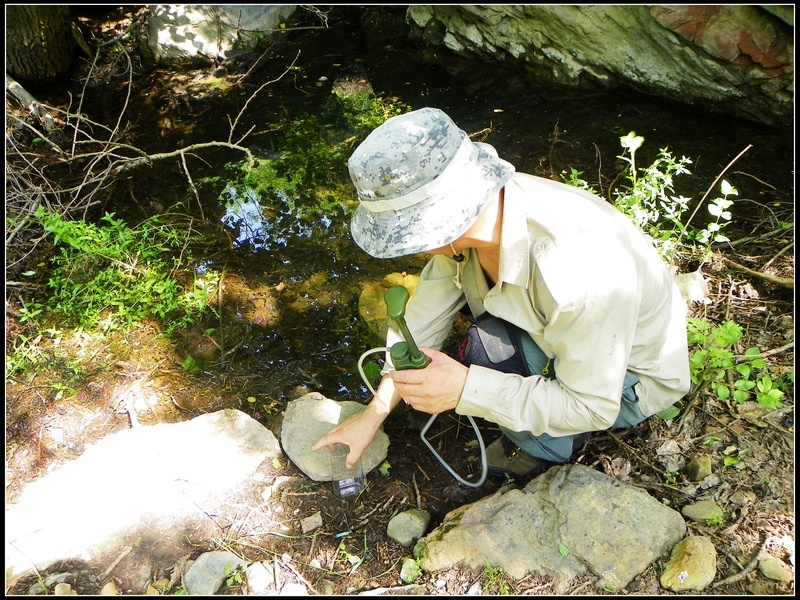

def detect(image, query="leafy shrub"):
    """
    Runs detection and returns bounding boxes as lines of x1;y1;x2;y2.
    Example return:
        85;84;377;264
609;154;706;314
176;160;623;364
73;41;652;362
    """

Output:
564;135;787;417
687;318;785;409
563;131;736;262
33;208;217;335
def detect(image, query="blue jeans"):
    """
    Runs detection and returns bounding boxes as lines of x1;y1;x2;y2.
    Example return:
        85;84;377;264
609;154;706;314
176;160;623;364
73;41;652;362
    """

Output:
460;314;646;463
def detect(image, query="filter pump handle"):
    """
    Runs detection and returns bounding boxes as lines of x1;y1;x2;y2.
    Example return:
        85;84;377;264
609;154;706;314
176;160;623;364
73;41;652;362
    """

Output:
384;285;428;369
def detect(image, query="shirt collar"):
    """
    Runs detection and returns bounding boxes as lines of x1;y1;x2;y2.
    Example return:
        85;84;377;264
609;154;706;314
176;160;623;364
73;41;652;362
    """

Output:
497;178;530;288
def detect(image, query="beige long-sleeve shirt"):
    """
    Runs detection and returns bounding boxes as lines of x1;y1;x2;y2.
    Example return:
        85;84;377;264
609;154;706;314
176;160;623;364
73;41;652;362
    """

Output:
386;173;691;437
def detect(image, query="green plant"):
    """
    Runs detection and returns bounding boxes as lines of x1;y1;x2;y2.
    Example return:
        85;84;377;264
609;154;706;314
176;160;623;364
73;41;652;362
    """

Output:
612;132;694;260
337;538;364;569
33;208;217;335
217;93;408;236
18;298;44;324
181;354;202;375
224;564;244;588
560;167;592;190
656;402;682;421
361;360;383;385
704;514;726;527
723;454;741;467
664;471;679;485
687;317;783;408
564;132;736;263
5;334;46;377
50;382;73;402
752;373;786;410
483;565;511;595
332;90;406;133
692;180;736;248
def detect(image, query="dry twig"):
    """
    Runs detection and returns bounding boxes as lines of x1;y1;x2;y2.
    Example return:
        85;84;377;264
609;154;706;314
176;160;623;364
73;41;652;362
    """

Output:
711;535;769;588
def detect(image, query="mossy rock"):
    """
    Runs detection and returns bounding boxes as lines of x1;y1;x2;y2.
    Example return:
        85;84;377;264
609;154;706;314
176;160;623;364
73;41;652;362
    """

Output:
358;272;420;342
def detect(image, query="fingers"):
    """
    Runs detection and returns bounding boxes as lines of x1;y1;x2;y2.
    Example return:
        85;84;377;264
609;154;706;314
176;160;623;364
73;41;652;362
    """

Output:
311;432;337;452
390;364;430;385
389;369;414;385
389;347;442;385
310;408;378;467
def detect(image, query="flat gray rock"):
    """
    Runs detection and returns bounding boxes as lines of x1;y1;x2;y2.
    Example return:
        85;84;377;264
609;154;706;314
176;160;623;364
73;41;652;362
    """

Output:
280;392;389;481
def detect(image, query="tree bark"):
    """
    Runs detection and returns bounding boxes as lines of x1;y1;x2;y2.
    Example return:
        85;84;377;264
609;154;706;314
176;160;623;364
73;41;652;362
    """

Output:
6;5;76;85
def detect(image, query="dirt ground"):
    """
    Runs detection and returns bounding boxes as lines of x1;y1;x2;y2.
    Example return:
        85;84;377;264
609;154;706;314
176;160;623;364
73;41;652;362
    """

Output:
5;5;795;596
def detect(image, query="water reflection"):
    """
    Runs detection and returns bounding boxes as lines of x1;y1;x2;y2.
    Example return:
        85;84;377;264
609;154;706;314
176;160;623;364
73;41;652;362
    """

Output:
220;186;275;251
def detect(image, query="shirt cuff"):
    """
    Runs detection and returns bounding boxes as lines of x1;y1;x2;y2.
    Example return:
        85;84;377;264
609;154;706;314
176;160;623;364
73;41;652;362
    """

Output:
456;364;512;421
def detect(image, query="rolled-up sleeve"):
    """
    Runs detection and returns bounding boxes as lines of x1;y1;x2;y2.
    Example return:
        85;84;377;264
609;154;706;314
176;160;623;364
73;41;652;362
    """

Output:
384;256;467;371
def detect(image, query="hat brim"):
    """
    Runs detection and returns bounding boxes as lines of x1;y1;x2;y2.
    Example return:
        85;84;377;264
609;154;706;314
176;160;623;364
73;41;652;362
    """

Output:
350;143;514;259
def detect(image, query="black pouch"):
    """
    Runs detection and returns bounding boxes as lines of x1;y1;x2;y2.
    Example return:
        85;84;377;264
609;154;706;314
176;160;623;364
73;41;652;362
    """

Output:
458;313;531;376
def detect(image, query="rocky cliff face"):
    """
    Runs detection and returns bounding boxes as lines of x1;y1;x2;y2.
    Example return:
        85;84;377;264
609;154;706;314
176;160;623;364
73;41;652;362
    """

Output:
406;5;793;125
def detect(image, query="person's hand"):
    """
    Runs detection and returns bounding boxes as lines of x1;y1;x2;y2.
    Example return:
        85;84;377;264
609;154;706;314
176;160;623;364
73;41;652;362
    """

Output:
389;347;468;414
311;409;382;468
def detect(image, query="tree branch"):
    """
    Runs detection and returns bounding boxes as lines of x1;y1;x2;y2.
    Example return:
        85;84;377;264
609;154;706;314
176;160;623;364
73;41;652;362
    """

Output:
724;257;794;290
6;74;63;141
112;142;254;174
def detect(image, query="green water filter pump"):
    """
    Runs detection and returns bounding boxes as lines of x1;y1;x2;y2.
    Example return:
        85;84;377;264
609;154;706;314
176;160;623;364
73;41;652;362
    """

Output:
380;285;487;488
384;285;430;371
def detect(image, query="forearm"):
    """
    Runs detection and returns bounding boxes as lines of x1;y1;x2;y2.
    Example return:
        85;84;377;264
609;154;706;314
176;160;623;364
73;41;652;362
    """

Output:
312;374;403;465
365;374;403;421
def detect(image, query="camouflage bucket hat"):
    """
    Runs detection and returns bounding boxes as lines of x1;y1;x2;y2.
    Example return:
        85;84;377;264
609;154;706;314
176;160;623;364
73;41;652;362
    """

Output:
348;107;515;258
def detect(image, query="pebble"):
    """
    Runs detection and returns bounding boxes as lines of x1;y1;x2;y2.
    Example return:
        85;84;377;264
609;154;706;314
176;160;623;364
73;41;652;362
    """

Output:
400;557;422;583
758;556;794;582
386;509;431;548
53;582;77;595
681;499;724;523
99;581;119;595
300;510;323;534
684;455;712;481
660;536;717;591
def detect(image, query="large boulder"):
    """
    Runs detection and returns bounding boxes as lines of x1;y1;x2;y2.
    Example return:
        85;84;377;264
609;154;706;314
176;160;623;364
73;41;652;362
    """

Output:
5;409;281;590
280;392;389;481
406;5;793;125
143;5;298;66
413;463;687;592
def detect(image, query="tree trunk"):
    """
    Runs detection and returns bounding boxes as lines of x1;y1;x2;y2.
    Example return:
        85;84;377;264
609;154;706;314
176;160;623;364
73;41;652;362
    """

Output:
5;5;76;85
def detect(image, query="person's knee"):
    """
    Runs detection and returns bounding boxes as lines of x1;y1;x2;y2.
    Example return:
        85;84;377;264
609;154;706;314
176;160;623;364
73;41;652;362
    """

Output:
503;429;575;463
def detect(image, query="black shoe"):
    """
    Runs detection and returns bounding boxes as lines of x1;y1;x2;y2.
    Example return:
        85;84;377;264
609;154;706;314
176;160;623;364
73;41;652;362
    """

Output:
574;431;591;451
485;436;548;478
